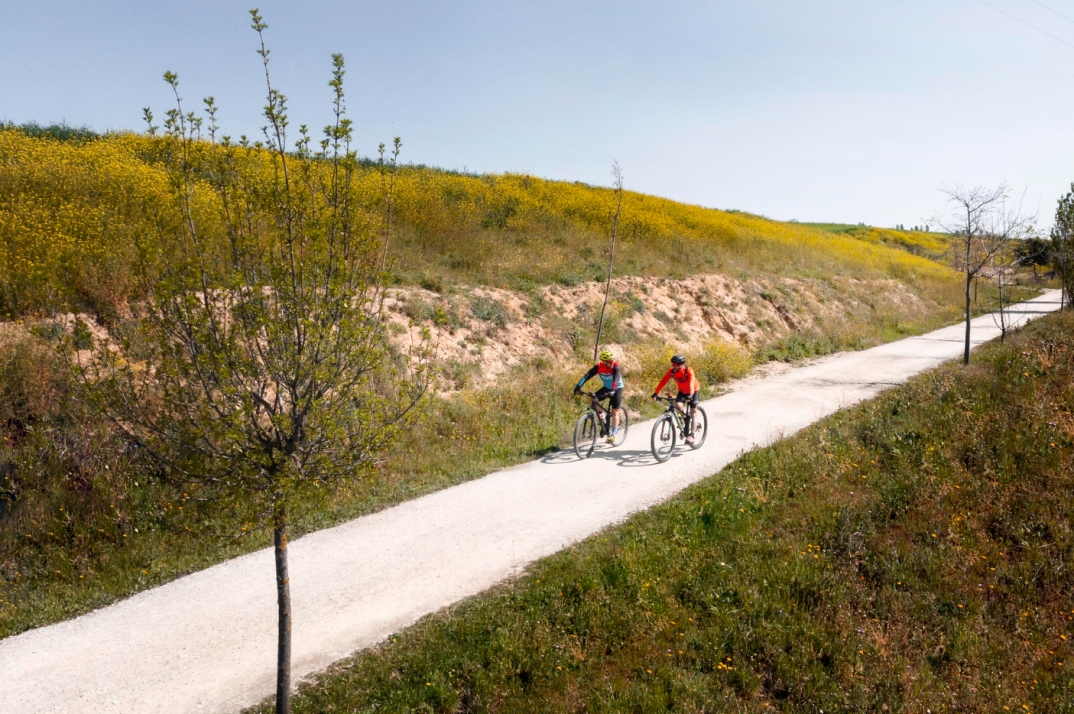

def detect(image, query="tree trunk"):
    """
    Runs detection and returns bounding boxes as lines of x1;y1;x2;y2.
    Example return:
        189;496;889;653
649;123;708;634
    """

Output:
593;172;623;361
273;494;292;714
963;274;972;366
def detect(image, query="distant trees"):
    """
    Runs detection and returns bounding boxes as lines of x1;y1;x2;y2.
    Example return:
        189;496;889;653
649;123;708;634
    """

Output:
1012;236;1052;277
938;185;1033;365
80;11;425;714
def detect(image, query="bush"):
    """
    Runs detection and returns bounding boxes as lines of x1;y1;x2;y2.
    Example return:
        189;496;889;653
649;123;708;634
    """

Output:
692;338;752;383
628;339;751;394
469;295;510;328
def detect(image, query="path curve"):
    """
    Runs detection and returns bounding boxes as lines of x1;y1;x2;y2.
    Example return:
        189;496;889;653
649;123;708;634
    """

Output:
1;291;1062;713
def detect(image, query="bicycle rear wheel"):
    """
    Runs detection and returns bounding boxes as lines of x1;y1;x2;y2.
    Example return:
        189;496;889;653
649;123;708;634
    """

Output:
689;406;708;449
609;407;630;447
573;411;599;459
651;414;676;462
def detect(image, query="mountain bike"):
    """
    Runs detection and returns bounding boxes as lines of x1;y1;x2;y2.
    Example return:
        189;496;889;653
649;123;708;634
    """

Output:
650;394;708;463
573;390;630;459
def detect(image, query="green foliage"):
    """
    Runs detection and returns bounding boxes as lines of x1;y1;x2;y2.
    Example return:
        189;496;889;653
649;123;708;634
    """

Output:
1014;236;1052;268
2;121;101;143
404;297;465;332
1052;186;1074;309
470;295;510;328
247;312;1074;713
757;331;840;362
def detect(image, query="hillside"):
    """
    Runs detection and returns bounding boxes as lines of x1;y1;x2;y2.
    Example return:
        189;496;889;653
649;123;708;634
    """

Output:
0;125;981;640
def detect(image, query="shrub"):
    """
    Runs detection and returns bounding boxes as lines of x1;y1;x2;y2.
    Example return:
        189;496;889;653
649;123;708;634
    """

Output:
628;339;751;394
469;295;510;328
692;338;752;383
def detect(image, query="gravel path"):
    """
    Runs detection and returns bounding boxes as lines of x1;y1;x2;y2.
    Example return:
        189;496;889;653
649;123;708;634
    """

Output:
1;291;1061;714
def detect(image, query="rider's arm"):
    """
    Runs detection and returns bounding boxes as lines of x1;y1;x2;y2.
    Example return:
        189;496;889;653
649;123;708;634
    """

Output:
576;365;598;391
653;368;672;396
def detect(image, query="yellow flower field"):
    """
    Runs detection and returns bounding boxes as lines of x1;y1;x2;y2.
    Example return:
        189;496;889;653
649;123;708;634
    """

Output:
0;128;960;318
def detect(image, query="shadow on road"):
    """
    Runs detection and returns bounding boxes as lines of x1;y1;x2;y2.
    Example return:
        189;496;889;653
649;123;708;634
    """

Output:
540;445;699;468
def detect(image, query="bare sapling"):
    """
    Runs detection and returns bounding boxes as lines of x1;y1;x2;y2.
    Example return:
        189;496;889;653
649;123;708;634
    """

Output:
938;185;1033;364
75;10;426;714
593;161;624;360
989;242;1021;342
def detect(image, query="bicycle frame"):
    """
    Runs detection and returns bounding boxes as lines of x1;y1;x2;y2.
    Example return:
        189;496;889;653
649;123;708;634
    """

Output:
578;390;614;434
656;395;690;436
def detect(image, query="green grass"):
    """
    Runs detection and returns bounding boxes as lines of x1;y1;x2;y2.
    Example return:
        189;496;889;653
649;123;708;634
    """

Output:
243;311;1074;713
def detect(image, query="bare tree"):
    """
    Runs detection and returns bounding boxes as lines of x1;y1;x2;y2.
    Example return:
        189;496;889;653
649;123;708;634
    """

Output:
78;12;425;714
938;185;1033;364
593;161;624;360
989;243;1021;342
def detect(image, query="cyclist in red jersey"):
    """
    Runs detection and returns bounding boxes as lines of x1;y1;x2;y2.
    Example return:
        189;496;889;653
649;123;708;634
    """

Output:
651;353;700;445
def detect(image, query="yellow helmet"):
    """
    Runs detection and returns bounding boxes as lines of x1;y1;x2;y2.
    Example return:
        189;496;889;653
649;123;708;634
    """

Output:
599;349;614;361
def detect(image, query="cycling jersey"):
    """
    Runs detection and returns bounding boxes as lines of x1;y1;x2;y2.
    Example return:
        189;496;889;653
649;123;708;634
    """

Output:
654;365;699;395
577;361;624;391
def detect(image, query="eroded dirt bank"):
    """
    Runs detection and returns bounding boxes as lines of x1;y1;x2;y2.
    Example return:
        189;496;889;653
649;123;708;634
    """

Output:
384;273;940;387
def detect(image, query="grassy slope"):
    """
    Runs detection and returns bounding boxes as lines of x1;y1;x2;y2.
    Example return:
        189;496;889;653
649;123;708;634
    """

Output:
247;312;1074;713
0;127;978;639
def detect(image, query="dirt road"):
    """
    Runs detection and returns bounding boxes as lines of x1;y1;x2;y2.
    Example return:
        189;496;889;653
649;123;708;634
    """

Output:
1;291;1061;714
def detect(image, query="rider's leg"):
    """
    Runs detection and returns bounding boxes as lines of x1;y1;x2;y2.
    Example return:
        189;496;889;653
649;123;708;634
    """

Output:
686;391;699;442
607;388;623;440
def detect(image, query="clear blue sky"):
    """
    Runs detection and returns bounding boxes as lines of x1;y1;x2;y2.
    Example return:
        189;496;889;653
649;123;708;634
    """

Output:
2;1;1073;228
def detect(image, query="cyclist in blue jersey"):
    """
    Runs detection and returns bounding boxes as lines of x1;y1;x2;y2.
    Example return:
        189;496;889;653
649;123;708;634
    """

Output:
574;349;624;443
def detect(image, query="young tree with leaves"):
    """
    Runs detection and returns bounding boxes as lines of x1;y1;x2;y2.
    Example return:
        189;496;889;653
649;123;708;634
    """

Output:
80;11;424;714
1052;186;1074;310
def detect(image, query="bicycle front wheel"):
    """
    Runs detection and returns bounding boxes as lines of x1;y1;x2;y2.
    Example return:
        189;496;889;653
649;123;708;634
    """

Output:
574;411;599;459
609;407;630;447
690;406;708;449
651;414;677;463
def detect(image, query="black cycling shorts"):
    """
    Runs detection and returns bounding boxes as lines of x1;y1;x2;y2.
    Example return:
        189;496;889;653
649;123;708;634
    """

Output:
675;390;700;408
595;386;624;409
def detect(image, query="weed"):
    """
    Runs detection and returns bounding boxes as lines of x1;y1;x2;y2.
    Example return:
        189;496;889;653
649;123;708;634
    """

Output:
469;296;510;328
